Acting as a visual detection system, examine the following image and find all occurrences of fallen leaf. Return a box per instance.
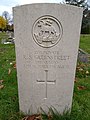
[8,68,11,75]
[22,114,42,120]
[35,115,42,120]
[77,86,86,90]
[0,80,4,84]
[0,85,4,89]
[22,116,29,120]
[22,115,36,120]
[86,71,89,74]
[10,62,13,65]
[13,63,16,68]
[76,67,80,70]
[78,68,83,71]
[74,78,78,83]
[48,113,53,120]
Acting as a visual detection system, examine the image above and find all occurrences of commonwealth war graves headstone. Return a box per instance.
[13,3,83,114]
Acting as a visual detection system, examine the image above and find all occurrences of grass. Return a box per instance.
[0,33,90,120]
[80,34,90,54]
[0,32,9,42]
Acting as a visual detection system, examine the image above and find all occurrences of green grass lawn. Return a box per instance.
[0,33,90,120]
[80,35,90,54]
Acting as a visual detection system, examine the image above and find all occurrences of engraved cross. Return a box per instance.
[37,70,56,99]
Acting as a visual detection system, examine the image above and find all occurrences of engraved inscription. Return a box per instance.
[37,70,56,98]
[23,50,70,69]
[32,15,63,48]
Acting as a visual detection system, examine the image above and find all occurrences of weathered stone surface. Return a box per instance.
[13,3,83,114]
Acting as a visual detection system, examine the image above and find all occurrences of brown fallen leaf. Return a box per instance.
[22,114,42,120]
[0,80,4,84]
[48,113,53,120]
[22,116,29,120]
[35,115,42,120]
[74,78,78,83]
[22,115,36,120]
[77,86,86,90]
[13,63,16,69]
[8,68,11,75]
[0,85,4,89]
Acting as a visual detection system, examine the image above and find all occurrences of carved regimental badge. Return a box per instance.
[32,15,63,48]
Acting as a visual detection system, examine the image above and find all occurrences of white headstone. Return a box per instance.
[13,3,83,114]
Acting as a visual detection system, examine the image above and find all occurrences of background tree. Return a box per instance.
[0,16,7,31]
[2,11,10,23]
[65,0,90,34]
[2,11,11,31]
